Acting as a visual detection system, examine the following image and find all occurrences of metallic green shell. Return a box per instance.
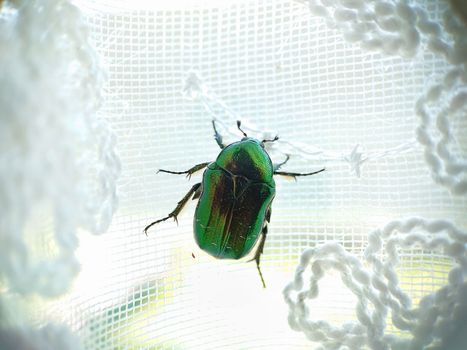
[215,138,274,184]
[194,140,276,259]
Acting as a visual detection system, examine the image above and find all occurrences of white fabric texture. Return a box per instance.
[0,0,466,349]
[0,0,119,348]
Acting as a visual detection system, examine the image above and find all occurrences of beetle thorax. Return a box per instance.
[214,138,274,183]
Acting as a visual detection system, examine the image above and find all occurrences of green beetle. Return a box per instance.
[144,120,324,287]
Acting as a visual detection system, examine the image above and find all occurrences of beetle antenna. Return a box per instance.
[237,120,248,138]
[261,135,279,146]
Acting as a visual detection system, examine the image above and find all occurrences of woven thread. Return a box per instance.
[183,70,418,177]
[284,218,467,349]
[0,0,119,347]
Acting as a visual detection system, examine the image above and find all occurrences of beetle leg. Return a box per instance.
[158,162,210,179]
[144,183,202,235]
[273,154,290,171]
[274,167,325,180]
[249,208,271,288]
[254,225,268,288]
[212,120,227,149]
[192,184,203,200]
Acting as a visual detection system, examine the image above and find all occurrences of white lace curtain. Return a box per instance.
[1,0,466,349]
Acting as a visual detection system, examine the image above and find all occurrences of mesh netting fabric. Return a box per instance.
[1,0,466,349]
